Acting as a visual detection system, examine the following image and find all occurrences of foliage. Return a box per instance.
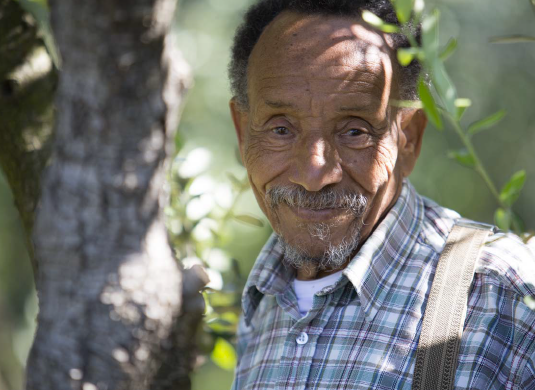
[365,0,533,238]
[167,142,266,371]
[16,0,60,68]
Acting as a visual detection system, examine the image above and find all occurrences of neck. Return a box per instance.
[295,260,349,281]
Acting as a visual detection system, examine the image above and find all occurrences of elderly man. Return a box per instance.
[227,0,535,389]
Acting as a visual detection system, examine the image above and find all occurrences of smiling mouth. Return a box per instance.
[285,204,348,222]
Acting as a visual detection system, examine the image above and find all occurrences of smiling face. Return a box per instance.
[230,11,426,278]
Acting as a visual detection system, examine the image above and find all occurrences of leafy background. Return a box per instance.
[1,0,534,389]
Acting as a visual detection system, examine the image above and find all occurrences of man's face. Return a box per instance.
[230,12,425,271]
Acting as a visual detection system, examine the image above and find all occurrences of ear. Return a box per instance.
[229,98,249,163]
[397,108,427,177]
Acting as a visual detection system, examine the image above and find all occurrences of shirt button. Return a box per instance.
[296,332,309,345]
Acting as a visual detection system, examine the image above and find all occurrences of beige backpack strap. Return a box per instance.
[412,220,494,390]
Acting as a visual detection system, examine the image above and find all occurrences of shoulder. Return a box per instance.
[471,232,535,385]
[416,193,535,382]
[476,231,535,299]
[418,193,535,299]
[417,194,459,252]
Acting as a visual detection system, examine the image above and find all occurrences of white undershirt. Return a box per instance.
[292,271,343,317]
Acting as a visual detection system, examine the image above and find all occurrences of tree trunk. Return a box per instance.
[22,0,205,389]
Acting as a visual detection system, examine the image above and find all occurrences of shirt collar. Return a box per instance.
[242,180,424,325]
[343,181,424,322]
[242,233,294,325]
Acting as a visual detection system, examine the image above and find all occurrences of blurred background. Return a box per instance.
[1,0,534,388]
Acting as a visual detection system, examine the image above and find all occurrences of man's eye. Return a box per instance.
[346,128,365,136]
[272,126,290,135]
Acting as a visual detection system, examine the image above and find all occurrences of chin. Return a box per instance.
[276,221,362,271]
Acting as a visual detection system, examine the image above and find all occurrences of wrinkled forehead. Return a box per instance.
[252,11,390,57]
[248,11,394,90]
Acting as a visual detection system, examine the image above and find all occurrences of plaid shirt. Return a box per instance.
[232,181,535,390]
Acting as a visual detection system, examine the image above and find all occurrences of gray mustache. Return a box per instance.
[266,186,367,214]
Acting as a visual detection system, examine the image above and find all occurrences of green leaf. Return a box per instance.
[422,10,440,58]
[454,98,472,108]
[19,0,61,69]
[221,311,239,325]
[430,59,457,116]
[467,110,506,136]
[421,11,458,116]
[211,337,237,371]
[494,208,511,231]
[524,296,535,310]
[397,48,419,66]
[511,211,525,234]
[454,98,471,120]
[439,38,458,61]
[447,149,476,168]
[206,318,234,333]
[490,35,535,44]
[205,316,237,335]
[362,11,400,33]
[499,170,526,207]
[418,79,443,130]
[456,107,468,121]
[233,214,264,227]
[392,0,414,24]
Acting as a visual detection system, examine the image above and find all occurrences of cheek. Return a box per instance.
[342,140,398,193]
[243,134,291,213]
[244,136,286,185]
[374,142,399,177]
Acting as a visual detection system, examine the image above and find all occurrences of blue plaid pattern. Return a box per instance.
[232,181,535,389]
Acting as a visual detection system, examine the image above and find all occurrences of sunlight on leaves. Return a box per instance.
[454,98,471,120]
[392,0,414,24]
[397,48,419,66]
[211,338,237,371]
[19,0,61,68]
[362,11,400,33]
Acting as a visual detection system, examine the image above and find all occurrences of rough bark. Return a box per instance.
[0,0,57,276]
[25,1,205,389]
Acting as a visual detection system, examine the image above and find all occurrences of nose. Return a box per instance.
[289,135,343,191]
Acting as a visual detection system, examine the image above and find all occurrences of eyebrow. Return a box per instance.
[263,100,380,116]
[337,104,377,115]
[264,100,298,110]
